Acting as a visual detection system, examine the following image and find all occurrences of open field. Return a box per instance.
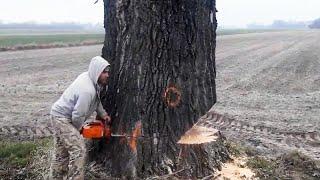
[0,29,278,51]
[0,30,319,162]
[0,30,104,51]
[0,45,101,127]
[0,29,104,35]
[212,30,320,159]
[0,34,104,47]
[217,29,284,36]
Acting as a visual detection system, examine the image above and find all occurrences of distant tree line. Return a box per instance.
[247,18,320,30]
[247,20,309,29]
[309,18,320,29]
[0,21,103,31]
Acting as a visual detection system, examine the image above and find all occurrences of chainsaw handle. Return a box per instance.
[105,121,112,126]
[87,120,104,126]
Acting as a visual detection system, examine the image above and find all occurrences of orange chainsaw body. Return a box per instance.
[81,121,111,139]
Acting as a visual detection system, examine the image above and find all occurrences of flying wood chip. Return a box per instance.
[177,125,219,145]
[177,111,226,145]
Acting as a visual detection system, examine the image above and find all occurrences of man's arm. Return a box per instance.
[96,102,111,123]
[96,102,107,118]
[72,92,92,130]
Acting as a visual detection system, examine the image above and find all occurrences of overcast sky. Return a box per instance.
[0,0,319,28]
[218,0,320,28]
[0,0,104,24]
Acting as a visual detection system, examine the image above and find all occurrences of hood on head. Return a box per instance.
[88,56,110,85]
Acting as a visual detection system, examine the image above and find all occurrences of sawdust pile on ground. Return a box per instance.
[214,157,256,180]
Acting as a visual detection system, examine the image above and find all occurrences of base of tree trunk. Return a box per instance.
[88,132,230,179]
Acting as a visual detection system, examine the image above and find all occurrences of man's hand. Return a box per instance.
[102,114,111,124]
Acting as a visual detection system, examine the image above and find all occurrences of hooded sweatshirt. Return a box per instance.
[50,56,110,130]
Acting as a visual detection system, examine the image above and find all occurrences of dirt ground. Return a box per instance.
[0,30,319,161]
[212,30,320,160]
[0,45,101,127]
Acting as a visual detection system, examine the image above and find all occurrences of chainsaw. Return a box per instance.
[81,120,112,139]
[81,118,142,152]
[81,117,141,141]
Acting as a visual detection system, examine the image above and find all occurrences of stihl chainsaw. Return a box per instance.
[81,120,112,139]
[81,117,141,141]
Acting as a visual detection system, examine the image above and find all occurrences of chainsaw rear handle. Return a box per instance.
[96,115,112,125]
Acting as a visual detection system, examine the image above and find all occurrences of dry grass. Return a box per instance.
[246,151,320,179]
[224,141,320,179]
[0,138,53,180]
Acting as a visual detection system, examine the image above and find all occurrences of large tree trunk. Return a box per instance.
[93,0,229,178]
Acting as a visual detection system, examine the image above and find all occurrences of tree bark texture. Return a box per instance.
[98,0,228,178]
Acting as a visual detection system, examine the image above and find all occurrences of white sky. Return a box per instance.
[0,0,104,24]
[217,0,320,28]
[0,0,319,28]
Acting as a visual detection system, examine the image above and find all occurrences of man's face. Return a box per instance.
[98,68,110,86]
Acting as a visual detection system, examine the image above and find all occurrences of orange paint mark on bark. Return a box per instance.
[163,83,181,108]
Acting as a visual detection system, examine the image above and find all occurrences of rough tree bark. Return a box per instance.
[92,0,229,178]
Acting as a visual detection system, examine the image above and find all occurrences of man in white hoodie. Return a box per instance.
[50,56,111,180]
